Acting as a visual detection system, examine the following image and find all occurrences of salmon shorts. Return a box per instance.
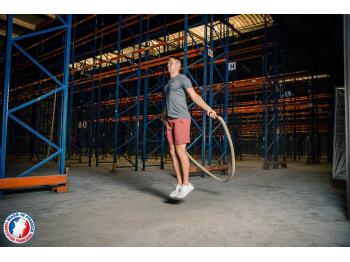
[165,118,191,145]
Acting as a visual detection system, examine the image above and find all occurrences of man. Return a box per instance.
[160,56,217,199]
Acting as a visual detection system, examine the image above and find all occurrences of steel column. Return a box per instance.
[273,33,279,167]
[112,15,122,172]
[262,15,270,169]
[59,15,73,173]
[142,17,150,171]
[343,14,350,218]
[88,17,97,167]
[134,16,143,171]
[0,15,13,177]
[68,16,77,166]
[201,15,208,168]
[208,15,214,165]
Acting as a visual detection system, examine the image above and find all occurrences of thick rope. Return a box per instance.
[160,115,235,183]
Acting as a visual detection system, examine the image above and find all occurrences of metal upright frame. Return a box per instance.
[180,15,233,176]
[307,74,318,165]
[0,15,72,194]
[207,15,232,166]
[134,16,143,171]
[343,14,350,218]
[88,17,98,167]
[67,16,77,167]
[183,14,208,168]
[262,17,287,169]
[68,18,97,165]
[141,16,168,171]
[111,15,144,171]
[95,15,105,167]
[141,17,150,171]
[272,34,279,167]
[182,14,211,172]
[111,15,123,172]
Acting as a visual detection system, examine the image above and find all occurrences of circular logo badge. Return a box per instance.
[3,212,35,244]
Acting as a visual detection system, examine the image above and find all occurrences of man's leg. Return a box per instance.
[175,144,190,185]
[169,145,183,185]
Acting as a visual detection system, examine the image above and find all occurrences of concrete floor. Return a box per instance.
[1,159,349,246]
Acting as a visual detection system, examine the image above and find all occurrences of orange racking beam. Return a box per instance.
[0,175,68,192]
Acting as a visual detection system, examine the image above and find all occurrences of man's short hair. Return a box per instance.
[169,56,181,64]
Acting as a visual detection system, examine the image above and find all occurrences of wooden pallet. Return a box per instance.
[189,165,228,175]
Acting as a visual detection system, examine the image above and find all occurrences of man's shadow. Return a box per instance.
[105,168,184,205]
[164,198,182,204]
[136,184,182,205]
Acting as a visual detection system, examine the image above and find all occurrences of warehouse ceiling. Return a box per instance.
[70,14,274,71]
[0,14,344,84]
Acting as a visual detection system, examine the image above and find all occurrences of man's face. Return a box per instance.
[167,58,180,74]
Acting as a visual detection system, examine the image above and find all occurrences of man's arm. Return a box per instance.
[159,105,167,122]
[185,87,217,118]
[161,106,166,117]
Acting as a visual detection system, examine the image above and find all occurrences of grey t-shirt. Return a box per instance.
[164,73,192,119]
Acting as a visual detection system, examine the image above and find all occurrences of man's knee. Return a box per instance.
[175,145,187,156]
[169,146,176,157]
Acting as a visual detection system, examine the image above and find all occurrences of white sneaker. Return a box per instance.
[169,184,182,198]
[177,183,194,199]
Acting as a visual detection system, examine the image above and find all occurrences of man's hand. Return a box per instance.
[158,113,166,123]
[159,107,167,124]
[207,108,218,119]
